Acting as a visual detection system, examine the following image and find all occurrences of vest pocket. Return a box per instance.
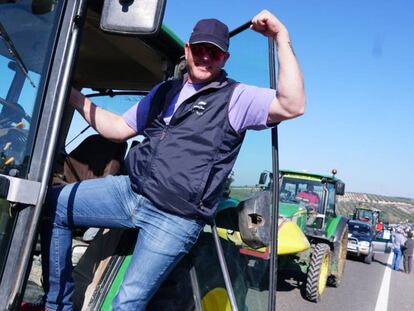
[194,161,216,208]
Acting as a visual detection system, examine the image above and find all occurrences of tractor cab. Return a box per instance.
[352,207,382,231]
[279,169,345,233]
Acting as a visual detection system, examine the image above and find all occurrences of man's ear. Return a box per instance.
[221,52,230,67]
[224,52,230,61]
[184,42,190,60]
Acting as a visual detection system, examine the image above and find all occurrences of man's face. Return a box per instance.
[185,43,229,83]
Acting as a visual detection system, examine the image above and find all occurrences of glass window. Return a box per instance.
[280,177,323,213]
[0,0,60,178]
[0,0,63,277]
[65,91,145,153]
[356,209,373,221]
[190,28,271,311]
[348,223,371,236]
[326,183,336,215]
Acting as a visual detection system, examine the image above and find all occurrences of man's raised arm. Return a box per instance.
[251,10,306,123]
[69,88,137,142]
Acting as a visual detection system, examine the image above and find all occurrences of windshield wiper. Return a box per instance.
[0,22,36,88]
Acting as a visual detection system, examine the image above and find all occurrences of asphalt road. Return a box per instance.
[275,252,414,311]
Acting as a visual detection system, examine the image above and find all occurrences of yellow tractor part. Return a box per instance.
[200,287,231,311]
[277,220,310,255]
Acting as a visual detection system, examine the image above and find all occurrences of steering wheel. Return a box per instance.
[0,96,31,126]
[0,126,29,173]
[0,96,31,172]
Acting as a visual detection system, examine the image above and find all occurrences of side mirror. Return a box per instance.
[100,0,166,35]
[335,182,345,195]
[258,172,268,185]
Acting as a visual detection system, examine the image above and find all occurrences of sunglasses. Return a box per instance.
[189,44,226,61]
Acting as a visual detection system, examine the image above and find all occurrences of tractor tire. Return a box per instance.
[305,243,331,302]
[329,227,348,287]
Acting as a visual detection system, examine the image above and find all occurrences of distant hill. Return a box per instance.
[337,192,414,223]
[229,187,414,224]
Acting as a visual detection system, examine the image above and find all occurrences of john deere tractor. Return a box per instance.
[351,206,383,232]
[277,169,348,301]
[211,169,348,304]
[247,169,348,302]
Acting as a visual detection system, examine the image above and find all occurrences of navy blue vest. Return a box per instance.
[126,72,246,222]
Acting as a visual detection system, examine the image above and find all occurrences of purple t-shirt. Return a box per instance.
[122,81,276,134]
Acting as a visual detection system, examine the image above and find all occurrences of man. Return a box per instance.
[35,10,305,310]
[392,227,407,271]
[297,184,320,206]
[403,231,414,274]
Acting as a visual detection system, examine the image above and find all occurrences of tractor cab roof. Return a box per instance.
[354,206,380,212]
[74,1,184,91]
[280,170,344,185]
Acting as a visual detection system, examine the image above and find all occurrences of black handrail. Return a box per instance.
[229,21,251,38]
[267,37,279,311]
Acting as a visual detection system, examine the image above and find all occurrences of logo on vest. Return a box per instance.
[192,101,208,115]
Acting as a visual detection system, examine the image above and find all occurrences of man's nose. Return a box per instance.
[201,52,211,61]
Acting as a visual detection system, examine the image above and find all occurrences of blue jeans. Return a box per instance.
[41,175,204,311]
[392,247,402,270]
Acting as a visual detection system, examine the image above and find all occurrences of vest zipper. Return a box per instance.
[160,127,167,140]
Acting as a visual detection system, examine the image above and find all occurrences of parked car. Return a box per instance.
[347,220,375,264]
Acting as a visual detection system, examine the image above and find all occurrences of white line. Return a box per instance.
[374,253,394,311]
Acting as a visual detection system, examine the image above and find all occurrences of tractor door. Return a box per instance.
[0,0,80,307]
[0,0,169,308]
[71,21,278,311]
[185,23,277,311]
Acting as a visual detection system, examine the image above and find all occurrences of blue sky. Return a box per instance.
[162,0,414,198]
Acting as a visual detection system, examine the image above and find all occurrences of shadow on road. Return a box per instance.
[346,253,363,263]
[277,270,305,291]
[373,257,390,268]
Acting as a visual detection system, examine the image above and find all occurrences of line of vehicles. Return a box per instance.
[347,207,392,264]
[0,0,393,310]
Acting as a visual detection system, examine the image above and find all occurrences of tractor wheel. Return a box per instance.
[305,243,331,302]
[329,228,348,287]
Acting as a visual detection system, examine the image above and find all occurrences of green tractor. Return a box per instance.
[258,169,349,302]
[351,206,383,232]
[207,169,348,304]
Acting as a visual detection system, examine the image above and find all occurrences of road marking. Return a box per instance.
[374,253,393,311]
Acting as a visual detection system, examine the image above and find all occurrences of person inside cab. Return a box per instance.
[296,184,320,209]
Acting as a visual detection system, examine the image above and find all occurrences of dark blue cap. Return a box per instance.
[189,19,229,52]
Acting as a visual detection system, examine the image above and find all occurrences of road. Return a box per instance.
[275,252,414,311]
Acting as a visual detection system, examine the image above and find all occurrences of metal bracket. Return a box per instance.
[0,174,41,205]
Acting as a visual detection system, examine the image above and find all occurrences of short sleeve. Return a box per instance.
[122,83,162,135]
[228,84,276,132]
